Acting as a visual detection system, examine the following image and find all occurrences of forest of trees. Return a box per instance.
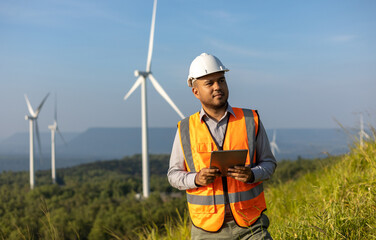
[0,154,340,239]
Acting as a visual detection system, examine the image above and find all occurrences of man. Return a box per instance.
[167,53,277,240]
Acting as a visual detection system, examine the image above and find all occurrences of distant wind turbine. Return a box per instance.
[123,0,185,198]
[359,113,370,148]
[270,130,280,157]
[24,93,49,189]
[48,94,66,184]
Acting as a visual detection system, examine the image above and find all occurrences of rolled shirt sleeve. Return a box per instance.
[167,130,198,190]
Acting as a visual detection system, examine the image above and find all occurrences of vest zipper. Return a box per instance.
[222,177,229,205]
[222,176,237,223]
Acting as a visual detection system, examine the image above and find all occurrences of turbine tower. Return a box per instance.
[24,93,49,189]
[48,94,66,184]
[359,113,369,148]
[123,0,185,198]
[270,130,279,157]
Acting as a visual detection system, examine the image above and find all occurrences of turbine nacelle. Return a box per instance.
[134,70,150,77]
[25,115,35,120]
[48,121,57,130]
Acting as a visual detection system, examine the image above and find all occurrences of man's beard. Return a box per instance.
[211,100,228,110]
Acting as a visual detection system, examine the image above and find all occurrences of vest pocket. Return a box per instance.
[189,203,217,214]
[187,187,217,214]
[196,143,213,169]
[197,143,213,152]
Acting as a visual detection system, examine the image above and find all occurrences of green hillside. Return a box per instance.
[267,138,376,239]
[0,155,186,239]
[0,137,374,239]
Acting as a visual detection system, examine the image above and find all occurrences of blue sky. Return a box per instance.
[1,0,375,140]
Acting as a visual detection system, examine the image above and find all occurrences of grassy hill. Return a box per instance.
[267,138,376,239]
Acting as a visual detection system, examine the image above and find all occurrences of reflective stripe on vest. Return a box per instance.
[242,109,257,167]
[179,117,196,172]
[187,183,263,205]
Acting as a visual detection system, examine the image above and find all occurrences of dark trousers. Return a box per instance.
[191,213,272,240]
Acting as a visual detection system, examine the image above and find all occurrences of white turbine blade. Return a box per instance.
[124,77,143,101]
[272,130,276,142]
[35,93,50,116]
[274,144,280,153]
[56,126,67,145]
[24,94,36,117]
[270,142,279,154]
[360,114,370,139]
[365,132,370,139]
[270,143,275,156]
[146,0,157,72]
[149,74,185,119]
[362,130,370,139]
[35,120,43,163]
[54,93,57,121]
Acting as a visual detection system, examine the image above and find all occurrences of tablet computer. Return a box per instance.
[209,149,248,176]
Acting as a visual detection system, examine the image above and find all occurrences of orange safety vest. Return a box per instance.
[178,107,266,232]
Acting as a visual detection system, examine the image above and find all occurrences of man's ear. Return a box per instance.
[192,86,200,100]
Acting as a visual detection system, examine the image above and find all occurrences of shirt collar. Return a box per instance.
[199,103,236,122]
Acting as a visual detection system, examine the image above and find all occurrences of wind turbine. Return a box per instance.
[123,0,185,198]
[24,93,49,189]
[48,94,66,184]
[270,130,280,157]
[359,113,370,148]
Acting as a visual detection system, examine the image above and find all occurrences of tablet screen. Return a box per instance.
[209,149,248,176]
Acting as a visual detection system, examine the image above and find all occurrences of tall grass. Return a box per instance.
[133,210,190,240]
[267,138,376,239]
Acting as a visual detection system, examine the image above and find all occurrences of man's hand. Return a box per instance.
[195,167,221,186]
[227,166,254,183]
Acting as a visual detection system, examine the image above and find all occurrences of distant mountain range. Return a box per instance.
[0,127,357,172]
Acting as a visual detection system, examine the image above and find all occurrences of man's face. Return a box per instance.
[192,71,229,110]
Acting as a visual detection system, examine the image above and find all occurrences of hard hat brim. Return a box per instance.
[187,69,229,87]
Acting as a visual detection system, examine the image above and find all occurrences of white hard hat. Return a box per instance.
[187,53,229,87]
